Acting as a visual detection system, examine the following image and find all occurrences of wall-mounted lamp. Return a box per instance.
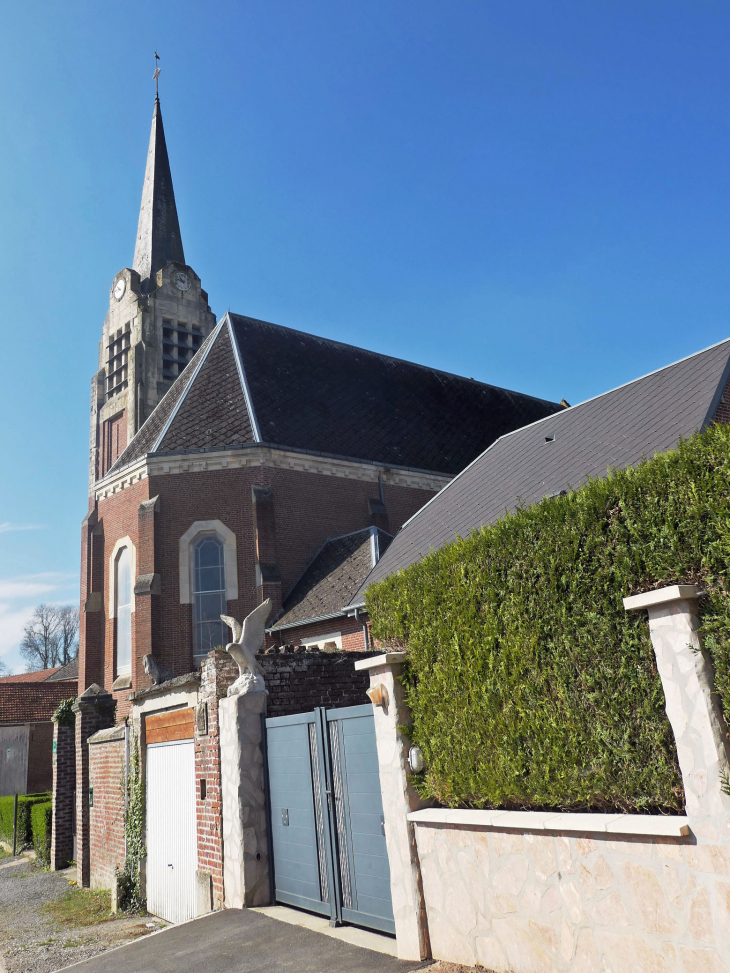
[408,746,425,773]
[366,684,389,708]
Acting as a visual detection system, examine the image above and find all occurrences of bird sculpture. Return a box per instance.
[220,598,272,696]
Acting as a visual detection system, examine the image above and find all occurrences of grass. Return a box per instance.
[43,888,115,928]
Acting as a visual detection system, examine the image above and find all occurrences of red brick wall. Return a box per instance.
[272,614,369,651]
[88,734,126,891]
[27,722,54,793]
[195,652,238,909]
[714,375,730,425]
[84,463,433,704]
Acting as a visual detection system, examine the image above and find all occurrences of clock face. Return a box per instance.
[113,278,126,301]
[174,272,191,292]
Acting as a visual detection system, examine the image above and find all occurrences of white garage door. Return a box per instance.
[146,740,196,924]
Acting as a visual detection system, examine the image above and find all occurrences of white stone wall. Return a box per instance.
[361,586,730,970]
[414,823,730,972]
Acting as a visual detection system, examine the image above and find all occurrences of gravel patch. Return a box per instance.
[0,856,164,973]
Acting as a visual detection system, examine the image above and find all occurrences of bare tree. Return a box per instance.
[0,658,7,676]
[55,606,79,666]
[20,604,79,671]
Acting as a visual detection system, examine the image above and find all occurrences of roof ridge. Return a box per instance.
[225,312,261,441]
[228,312,562,408]
[387,335,730,540]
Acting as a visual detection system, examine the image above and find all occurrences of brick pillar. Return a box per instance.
[51,723,76,870]
[252,486,282,613]
[355,652,431,961]
[74,685,115,887]
[624,584,730,830]
[79,510,105,691]
[133,495,159,690]
[195,650,238,914]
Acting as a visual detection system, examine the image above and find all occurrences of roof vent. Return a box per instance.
[545,434,555,443]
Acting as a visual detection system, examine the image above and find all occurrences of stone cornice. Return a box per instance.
[93,444,452,501]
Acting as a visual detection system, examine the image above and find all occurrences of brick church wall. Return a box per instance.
[85,463,433,700]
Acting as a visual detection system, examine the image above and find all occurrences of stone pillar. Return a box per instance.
[51,723,76,870]
[354,652,431,961]
[73,685,116,887]
[219,691,270,908]
[624,584,730,833]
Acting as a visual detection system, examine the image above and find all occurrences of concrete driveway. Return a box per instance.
[59,909,427,973]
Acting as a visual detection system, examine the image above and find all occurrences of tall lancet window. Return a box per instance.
[115,546,133,676]
[193,536,227,662]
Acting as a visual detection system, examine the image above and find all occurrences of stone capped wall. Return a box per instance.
[259,648,372,718]
[414,822,730,973]
[88,728,126,892]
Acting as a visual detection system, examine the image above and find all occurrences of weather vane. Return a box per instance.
[153,51,161,96]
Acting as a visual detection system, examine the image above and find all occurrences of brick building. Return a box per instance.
[0,660,77,796]
[67,93,564,902]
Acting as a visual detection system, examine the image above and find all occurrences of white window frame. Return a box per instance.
[109,536,136,677]
[109,536,136,619]
[300,632,343,651]
[178,520,238,605]
[190,534,228,663]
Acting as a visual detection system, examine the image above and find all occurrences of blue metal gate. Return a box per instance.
[264,704,394,934]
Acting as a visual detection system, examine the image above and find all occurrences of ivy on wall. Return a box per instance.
[367,423,730,814]
[117,730,146,912]
[52,698,76,728]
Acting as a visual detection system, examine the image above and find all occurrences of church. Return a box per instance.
[79,92,565,711]
[59,91,567,908]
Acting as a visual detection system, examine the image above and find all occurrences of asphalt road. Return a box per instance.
[58,909,425,973]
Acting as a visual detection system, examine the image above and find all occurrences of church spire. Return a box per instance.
[132,94,185,286]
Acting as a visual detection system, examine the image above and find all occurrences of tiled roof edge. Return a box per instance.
[347,336,730,606]
[225,312,261,442]
[151,319,226,451]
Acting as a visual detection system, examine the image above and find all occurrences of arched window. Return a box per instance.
[115,546,132,675]
[192,535,227,661]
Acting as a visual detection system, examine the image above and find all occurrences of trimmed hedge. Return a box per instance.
[31,801,52,865]
[367,423,730,814]
[0,793,52,848]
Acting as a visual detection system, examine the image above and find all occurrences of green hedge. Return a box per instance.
[0,793,52,848]
[367,423,730,814]
[31,801,52,865]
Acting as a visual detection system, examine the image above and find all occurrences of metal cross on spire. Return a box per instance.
[153,51,161,96]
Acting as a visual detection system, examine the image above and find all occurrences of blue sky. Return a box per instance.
[1,1,728,671]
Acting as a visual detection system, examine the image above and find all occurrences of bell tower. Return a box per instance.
[89,94,216,488]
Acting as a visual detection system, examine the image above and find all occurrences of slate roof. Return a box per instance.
[108,314,564,478]
[46,658,78,682]
[353,338,730,601]
[271,528,392,630]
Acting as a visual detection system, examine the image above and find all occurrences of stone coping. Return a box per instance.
[407,807,690,838]
[128,671,201,701]
[88,725,126,745]
[623,584,703,610]
[354,652,407,670]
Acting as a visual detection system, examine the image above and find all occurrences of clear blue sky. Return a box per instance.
[1,1,728,671]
